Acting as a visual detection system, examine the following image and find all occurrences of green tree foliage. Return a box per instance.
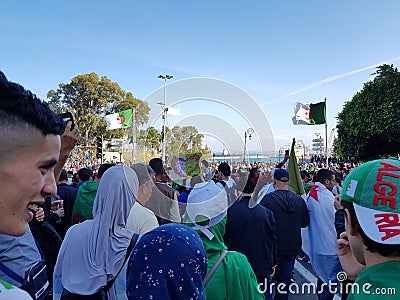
[47,72,150,145]
[138,126,161,150]
[167,126,204,155]
[336,64,400,161]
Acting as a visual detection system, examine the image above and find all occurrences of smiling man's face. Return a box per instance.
[0,133,60,236]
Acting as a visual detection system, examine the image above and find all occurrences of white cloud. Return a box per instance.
[167,106,181,116]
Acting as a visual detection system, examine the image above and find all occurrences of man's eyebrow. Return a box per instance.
[40,159,58,169]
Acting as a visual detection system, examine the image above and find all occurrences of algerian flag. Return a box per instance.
[104,109,133,130]
[292,101,326,125]
[288,138,306,200]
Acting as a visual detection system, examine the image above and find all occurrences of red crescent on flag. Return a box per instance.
[119,115,126,124]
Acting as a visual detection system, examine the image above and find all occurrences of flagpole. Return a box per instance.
[132,107,136,164]
[324,98,328,164]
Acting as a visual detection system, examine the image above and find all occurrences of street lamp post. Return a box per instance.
[158,74,173,163]
[243,128,254,163]
[278,147,284,162]
[222,149,229,162]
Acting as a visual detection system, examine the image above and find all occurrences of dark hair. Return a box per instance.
[78,167,93,182]
[238,177,255,194]
[218,162,231,177]
[149,158,164,175]
[72,173,79,184]
[300,170,310,180]
[0,71,65,136]
[342,200,400,257]
[97,163,116,179]
[315,169,334,184]
[249,167,258,178]
[59,169,68,182]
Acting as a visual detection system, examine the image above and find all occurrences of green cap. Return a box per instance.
[341,159,400,244]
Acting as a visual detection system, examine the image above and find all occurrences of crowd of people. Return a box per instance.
[1,70,399,300]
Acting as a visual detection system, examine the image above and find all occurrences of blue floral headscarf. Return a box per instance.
[126,224,207,300]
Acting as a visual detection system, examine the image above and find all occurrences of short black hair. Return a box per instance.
[0,71,65,136]
[59,169,68,181]
[342,200,400,257]
[300,170,309,180]
[315,169,334,184]
[72,173,79,184]
[218,162,231,177]
[97,163,116,179]
[149,158,164,175]
[78,167,93,182]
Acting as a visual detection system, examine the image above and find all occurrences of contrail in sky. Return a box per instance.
[279,56,400,99]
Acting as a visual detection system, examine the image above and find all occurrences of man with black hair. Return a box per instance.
[216,162,238,206]
[224,177,277,299]
[76,167,92,189]
[145,158,181,225]
[0,71,66,237]
[337,159,400,299]
[301,170,313,194]
[0,71,78,298]
[305,168,342,300]
[72,163,115,224]
[55,170,78,237]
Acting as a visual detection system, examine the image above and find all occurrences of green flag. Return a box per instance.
[309,101,326,125]
[288,138,306,198]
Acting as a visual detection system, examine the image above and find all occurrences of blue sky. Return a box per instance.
[2,1,400,154]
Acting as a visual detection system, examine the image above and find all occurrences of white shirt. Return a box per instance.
[126,202,159,235]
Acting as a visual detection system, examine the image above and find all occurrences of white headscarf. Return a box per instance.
[53,165,139,297]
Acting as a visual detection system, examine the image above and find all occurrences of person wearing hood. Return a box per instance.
[53,165,139,299]
[185,180,264,300]
[260,169,309,300]
[71,163,115,224]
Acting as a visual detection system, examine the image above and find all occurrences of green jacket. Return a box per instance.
[72,182,99,224]
[196,216,264,300]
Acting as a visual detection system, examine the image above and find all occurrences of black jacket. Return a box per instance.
[55,183,78,238]
[260,190,309,257]
[224,196,277,278]
[335,209,346,239]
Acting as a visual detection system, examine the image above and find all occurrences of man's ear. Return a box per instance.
[344,208,359,237]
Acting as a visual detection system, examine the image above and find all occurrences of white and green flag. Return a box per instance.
[292,101,326,125]
[104,109,133,130]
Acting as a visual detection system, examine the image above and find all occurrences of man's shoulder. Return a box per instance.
[57,184,78,195]
[155,182,175,198]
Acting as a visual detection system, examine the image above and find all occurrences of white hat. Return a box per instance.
[185,181,228,240]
